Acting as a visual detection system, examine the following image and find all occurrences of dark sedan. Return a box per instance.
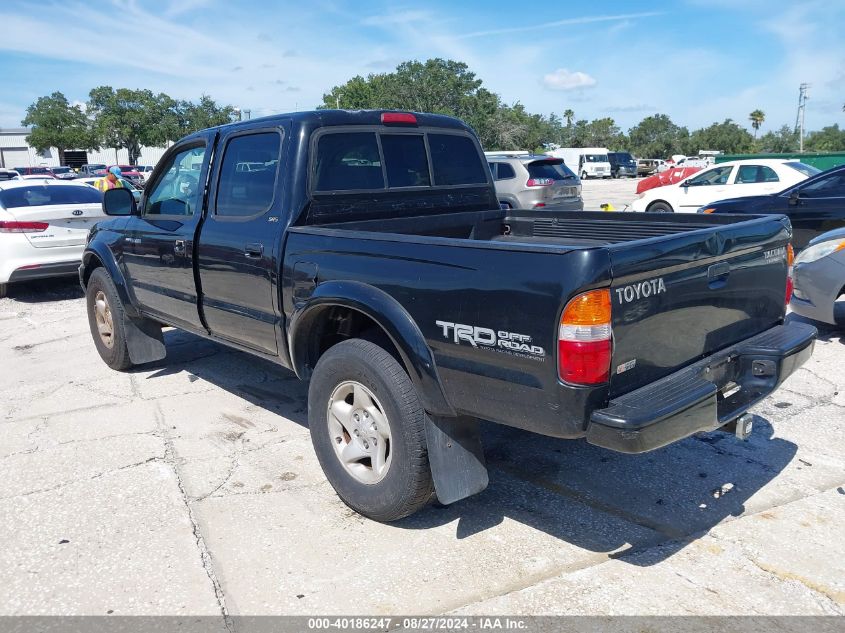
[698,164,845,249]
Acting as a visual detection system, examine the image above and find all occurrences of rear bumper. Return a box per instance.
[586,322,817,453]
[9,261,81,283]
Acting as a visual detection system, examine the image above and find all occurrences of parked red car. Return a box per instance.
[116,165,144,188]
[635,166,702,195]
[12,166,56,178]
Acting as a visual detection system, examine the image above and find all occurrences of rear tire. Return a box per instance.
[0,283,7,299]
[86,268,133,370]
[647,201,674,213]
[581,171,588,180]
[308,339,433,522]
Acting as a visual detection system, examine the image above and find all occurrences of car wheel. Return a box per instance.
[647,201,674,213]
[308,338,434,522]
[0,283,7,299]
[581,171,588,180]
[86,268,133,370]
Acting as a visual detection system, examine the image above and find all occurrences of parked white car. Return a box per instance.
[0,179,104,297]
[629,159,818,213]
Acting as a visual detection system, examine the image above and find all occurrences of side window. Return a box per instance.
[488,163,497,179]
[686,165,732,186]
[428,134,488,186]
[497,163,516,180]
[799,172,845,198]
[314,132,384,191]
[736,165,780,184]
[381,134,430,188]
[144,145,206,216]
[216,132,281,217]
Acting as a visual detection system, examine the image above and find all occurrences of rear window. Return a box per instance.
[0,172,19,181]
[0,185,101,209]
[526,161,575,180]
[313,130,486,192]
[785,162,821,177]
[428,134,487,186]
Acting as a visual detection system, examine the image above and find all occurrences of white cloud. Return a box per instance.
[459,12,662,39]
[542,68,596,91]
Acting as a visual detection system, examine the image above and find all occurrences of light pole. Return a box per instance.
[336,93,342,109]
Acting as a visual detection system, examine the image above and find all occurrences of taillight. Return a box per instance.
[0,221,49,233]
[558,289,612,385]
[526,178,554,187]
[785,243,794,305]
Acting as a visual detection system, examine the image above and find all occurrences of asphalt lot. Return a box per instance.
[1,186,844,618]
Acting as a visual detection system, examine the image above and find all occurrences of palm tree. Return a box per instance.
[749,109,765,139]
[563,109,574,127]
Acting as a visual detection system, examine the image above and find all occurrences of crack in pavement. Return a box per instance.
[154,402,234,632]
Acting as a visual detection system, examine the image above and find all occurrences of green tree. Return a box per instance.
[175,95,236,136]
[749,109,765,139]
[804,124,845,152]
[563,109,574,127]
[627,114,689,159]
[87,87,180,164]
[21,91,94,164]
[757,124,798,153]
[584,117,624,148]
[687,119,754,154]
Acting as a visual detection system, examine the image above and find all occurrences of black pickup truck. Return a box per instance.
[81,110,816,521]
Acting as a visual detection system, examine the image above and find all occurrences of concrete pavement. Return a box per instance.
[1,278,843,618]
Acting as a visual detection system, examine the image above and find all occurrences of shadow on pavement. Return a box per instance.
[137,329,797,567]
[2,277,83,303]
[786,311,843,344]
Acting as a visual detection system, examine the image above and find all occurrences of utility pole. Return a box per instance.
[336,93,343,109]
[795,83,810,153]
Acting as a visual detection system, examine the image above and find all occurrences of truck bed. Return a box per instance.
[308,209,777,250]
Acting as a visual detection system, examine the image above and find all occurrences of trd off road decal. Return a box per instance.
[435,321,546,361]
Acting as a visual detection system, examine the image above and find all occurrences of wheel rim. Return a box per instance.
[327,381,392,485]
[94,290,115,349]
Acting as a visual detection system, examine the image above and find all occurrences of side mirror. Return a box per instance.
[103,187,138,216]
[681,179,693,187]
[788,190,801,206]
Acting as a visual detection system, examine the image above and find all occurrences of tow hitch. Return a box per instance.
[721,413,754,441]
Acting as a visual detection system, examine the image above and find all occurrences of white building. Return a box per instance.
[0,127,168,169]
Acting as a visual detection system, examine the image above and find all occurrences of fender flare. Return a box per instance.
[80,245,140,319]
[288,280,455,417]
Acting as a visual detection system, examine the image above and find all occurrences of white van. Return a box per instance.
[548,147,611,179]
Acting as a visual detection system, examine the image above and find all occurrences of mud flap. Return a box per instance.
[124,316,166,365]
[424,415,488,505]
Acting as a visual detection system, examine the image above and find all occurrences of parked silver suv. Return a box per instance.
[485,152,583,210]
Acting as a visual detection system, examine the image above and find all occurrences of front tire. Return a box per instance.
[0,283,7,299]
[581,171,588,180]
[86,268,133,370]
[308,339,433,522]
[647,201,674,213]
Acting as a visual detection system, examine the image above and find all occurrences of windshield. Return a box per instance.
[51,167,72,174]
[784,162,821,177]
[584,154,608,163]
[527,161,573,180]
[0,185,102,209]
[615,153,633,162]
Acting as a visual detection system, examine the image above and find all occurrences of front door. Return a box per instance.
[787,170,845,249]
[121,139,211,330]
[196,126,286,355]
[677,165,734,210]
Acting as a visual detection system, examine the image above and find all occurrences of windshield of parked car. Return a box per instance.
[615,153,634,162]
[50,167,72,174]
[584,154,608,163]
[784,162,821,177]
[0,185,102,209]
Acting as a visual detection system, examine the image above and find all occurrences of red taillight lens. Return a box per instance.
[526,178,554,187]
[381,112,417,125]
[786,243,794,305]
[558,289,612,385]
[0,221,49,233]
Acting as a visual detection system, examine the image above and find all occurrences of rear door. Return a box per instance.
[196,124,287,355]
[733,164,782,196]
[607,217,790,397]
[0,184,103,248]
[121,137,211,330]
[526,159,579,205]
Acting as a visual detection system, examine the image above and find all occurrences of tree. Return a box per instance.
[804,124,845,152]
[757,125,798,153]
[687,119,754,154]
[87,87,180,164]
[563,109,574,127]
[21,92,94,164]
[749,109,765,139]
[627,114,689,159]
[175,95,236,136]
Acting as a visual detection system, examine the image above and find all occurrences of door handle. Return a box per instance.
[174,239,186,254]
[244,243,264,258]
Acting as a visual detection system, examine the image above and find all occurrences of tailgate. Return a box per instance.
[607,215,792,397]
[8,202,103,248]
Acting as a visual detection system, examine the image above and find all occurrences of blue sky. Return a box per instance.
[1,0,843,135]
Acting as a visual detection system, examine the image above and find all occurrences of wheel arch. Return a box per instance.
[80,246,139,318]
[289,280,455,417]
